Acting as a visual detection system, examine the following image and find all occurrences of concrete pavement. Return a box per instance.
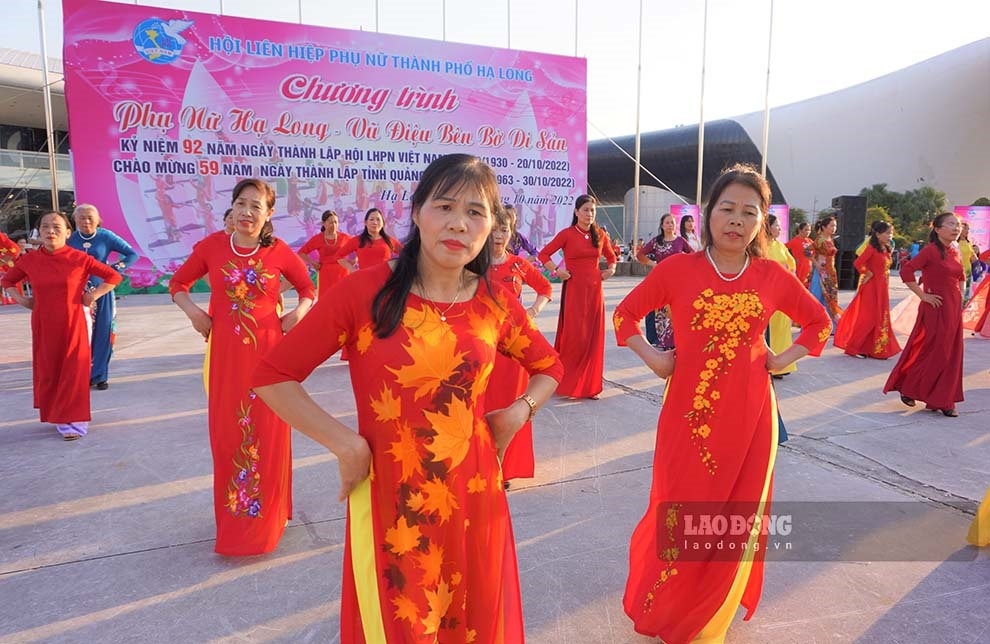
[1,277,988,643]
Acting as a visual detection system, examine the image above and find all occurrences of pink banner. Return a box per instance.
[955,205,989,250]
[670,203,699,232]
[768,204,790,243]
[62,0,587,287]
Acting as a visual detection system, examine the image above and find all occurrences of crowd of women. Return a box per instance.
[3,154,988,643]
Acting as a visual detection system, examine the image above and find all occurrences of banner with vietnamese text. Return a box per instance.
[63,0,587,288]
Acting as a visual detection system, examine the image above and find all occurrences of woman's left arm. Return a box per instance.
[107,231,140,270]
[766,265,831,371]
[600,233,617,280]
[82,257,124,306]
[279,244,317,333]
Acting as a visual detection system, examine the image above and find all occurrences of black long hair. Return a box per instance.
[813,215,836,239]
[928,212,957,259]
[231,179,276,247]
[868,220,892,253]
[359,208,395,250]
[571,194,601,248]
[371,154,500,338]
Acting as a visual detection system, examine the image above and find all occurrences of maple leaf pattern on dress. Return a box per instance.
[421,579,455,635]
[371,384,402,422]
[391,593,419,625]
[388,334,468,400]
[385,516,423,556]
[420,477,460,524]
[423,396,474,469]
[415,541,445,587]
[387,421,423,483]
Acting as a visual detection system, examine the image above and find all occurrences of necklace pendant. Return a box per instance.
[82,242,92,250]
[440,314,446,322]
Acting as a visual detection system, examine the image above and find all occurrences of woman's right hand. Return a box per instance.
[645,348,676,379]
[336,434,372,501]
[556,268,572,281]
[920,292,943,308]
[187,308,213,340]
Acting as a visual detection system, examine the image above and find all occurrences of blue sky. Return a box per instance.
[6,0,988,138]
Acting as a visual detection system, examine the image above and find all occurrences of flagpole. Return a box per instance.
[760,0,775,178]
[632,0,643,248]
[574,0,579,56]
[695,0,708,207]
[37,0,59,210]
[442,0,446,41]
[507,0,511,49]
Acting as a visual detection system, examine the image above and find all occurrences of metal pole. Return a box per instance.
[574,0,579,56]
[632,0,643,248]
[760,0,775,178]
[219,0,223,14]
[507,0,511,49]
[37,0,59,211]
[375,0,379,32]
[695,0,708,207]
[299,0,303,24]
[443,0,446,41]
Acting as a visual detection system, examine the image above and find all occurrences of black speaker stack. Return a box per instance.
[831,195,867,290]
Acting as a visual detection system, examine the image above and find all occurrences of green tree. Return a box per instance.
[789,207,808,232]
[858,183,947,243]
[972,197,990,207]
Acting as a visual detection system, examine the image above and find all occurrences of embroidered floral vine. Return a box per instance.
[222,258,275,348]
[226,400,262,518]
[687,288,765,475]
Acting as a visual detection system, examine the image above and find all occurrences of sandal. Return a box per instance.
[62,433,82,441]
[941,408,959,417]
[899,395,916,408]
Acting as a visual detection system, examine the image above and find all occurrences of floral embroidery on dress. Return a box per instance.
[643,504,682,612]
[222,258,276,348]
[687,288,765,474]
[226,400,262,518]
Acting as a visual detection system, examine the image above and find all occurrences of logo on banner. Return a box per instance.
[132,18,192,64]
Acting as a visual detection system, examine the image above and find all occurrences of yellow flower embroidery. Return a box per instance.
[686,288,765,475]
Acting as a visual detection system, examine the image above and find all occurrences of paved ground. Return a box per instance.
[1,277,988,643]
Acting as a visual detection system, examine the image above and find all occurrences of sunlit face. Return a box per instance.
[40,214,70,252]
[960,222,969,239]
[683,217,695,233]
[660,216,676,236]
[413,184,493,271]
[491,221,511,257]
[365,211,384,236]
[936,216,961,245]
[798,225,810,238]
[324,214,339,236]
[707,183,763,255]
[824,219,837,235]
[575,201,596,229]
[232,185,273,239]
[769,219,781,239]
[73,208,99,235]
[879,227,894,245]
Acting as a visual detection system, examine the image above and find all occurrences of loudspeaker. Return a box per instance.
[831,195,866,290]
[831,195,867,251]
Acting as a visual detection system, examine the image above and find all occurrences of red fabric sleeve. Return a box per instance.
[86,255,124,285]
[612,260,670,346]
[537,229,567,265]
[0,260,26,287]
[298,233,321,255]
[518,259,552,299]
[277,241,316,300]
[333,235,360,261]
[496,291,564,381]
[636,237,658,263]
[899,244,933,283]
[601,232,617,264]
[853,245,875,273]
[980,248,990,262]
[168,240,210,297]
[770,263,832,356]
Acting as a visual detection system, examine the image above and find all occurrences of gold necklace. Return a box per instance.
[420,276,463,322]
